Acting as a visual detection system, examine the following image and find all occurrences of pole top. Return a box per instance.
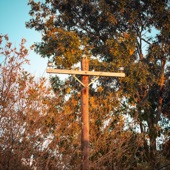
[82,54,88,59]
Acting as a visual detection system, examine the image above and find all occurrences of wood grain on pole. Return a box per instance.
[81,58,89,170]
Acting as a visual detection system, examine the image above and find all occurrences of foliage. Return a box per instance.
[3,0,170,169]
[0,35,63,169]
[27,0,170,169]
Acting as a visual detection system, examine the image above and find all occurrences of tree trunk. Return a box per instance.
[149,124,157,168]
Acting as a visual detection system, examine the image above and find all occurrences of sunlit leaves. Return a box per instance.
[0,36,61,169]
[26,0,170,168]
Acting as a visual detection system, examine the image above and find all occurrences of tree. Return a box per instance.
[0,35,32,170]
[0,35,86,169]
[26,0,170,169]
[0,35,65,169]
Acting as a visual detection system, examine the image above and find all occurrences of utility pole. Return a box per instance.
[81,58,89,170]
[46,58,125,170]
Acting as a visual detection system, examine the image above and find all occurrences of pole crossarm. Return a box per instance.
[46,68,125,77]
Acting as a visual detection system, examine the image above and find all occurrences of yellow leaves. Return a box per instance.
[66,87,71,94]
[45,16,54,27]
[72,98,78,106]
[129,48,135,55]
[53,28,83,68]
[119,115,125,123]
[71,49,75,55]
[123,32,130,39]
[90,97,97,109]
[90,96,95,104]
[97,86,103,93]
[46,28,57,38]
[117,37,124,43]
[42,98,49,105]
[27,87,38,99]
[107,15,117,25]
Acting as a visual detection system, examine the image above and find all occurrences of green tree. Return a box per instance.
[26,0,170,169]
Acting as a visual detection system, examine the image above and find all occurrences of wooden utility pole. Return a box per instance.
[81,58,89,170]
[46,58,125,170]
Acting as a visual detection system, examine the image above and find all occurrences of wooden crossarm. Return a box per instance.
[46,68,125,77]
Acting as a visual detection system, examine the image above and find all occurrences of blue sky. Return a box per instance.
[0,0,160,78]
[0,0,48,77]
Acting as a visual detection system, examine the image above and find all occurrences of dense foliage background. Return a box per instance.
[0,0,170,169]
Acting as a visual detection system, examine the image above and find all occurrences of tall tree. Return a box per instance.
[26,0,170,169]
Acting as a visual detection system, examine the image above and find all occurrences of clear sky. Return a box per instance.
[0,0,48,77]
[0,0,159,79]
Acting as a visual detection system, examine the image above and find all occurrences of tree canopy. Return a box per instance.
[26,0,170,169]
[1,0,170,169]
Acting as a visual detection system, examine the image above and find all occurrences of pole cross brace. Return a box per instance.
[73,75,99,87]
